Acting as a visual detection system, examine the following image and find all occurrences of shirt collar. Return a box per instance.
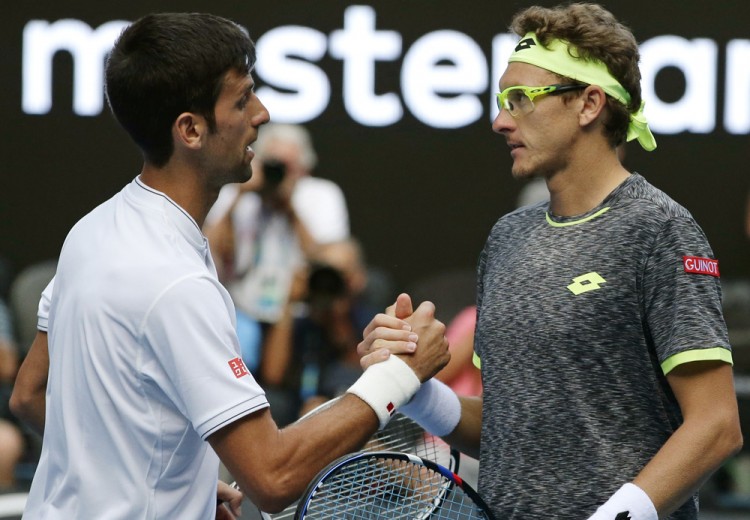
[129,176,207,254]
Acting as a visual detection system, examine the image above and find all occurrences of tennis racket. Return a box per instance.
[294,450,495,520]
[243,396,460,519]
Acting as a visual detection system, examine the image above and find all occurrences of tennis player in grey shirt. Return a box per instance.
[358,3,743,519]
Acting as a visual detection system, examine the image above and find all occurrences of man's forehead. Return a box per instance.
[498,62,557,89]
[222,69,254,91]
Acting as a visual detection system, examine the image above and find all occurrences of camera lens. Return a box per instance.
[307,264,347,310]
[262,159,286,187]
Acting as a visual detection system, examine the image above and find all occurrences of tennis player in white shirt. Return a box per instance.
[10,12,449,519]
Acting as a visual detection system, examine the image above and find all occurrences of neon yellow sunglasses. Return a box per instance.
[496,84,586,117]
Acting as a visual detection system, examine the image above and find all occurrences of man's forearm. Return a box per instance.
[633,413,742,516]
[10,387,46,435]
[632,362,742,516]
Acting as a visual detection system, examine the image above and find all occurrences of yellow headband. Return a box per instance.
[509,32,656,151]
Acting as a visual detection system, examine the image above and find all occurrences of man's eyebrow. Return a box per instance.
[235,83,255,103]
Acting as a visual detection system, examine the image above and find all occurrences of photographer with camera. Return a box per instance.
[259,238,378,424]
[203,124,350,377]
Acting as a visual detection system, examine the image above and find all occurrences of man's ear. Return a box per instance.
[578,85,607,127]
[173,112,206,150]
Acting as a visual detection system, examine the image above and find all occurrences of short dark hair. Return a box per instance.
[105,13,256,167]
[511,3,641,148]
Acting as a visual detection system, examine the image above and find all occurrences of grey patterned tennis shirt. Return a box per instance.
[474,173,731,519]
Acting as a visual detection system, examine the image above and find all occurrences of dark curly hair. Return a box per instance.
[510,3,641,147]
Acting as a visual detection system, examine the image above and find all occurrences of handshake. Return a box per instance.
[358,292,450,383]
[346,293,459,433]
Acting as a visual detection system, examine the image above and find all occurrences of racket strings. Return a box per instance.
[267,413,457,519]
[370,415,455,469]
[306,458,441,518]
[303,457,487,519]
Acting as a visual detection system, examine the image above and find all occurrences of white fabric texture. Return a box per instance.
[26,178,269,520]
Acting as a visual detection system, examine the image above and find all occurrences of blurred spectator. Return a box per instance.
[329,237,396,313]
[8,260,57,353]
[0,299,19,393]
[0,296,24,491]
[3,260,55,491]
[204,123,349,369]
[309,238,370,306]
[435,305,482,397]
[260,238,377,425]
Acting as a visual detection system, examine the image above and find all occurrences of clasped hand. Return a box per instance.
[357,293,450,382]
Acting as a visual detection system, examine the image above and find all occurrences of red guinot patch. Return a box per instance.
[228,357,250,379]
[683,256,719,277]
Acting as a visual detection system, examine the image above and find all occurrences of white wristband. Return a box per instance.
[587,483,657,520]
[398,378,461,436]
[347,355,421,430]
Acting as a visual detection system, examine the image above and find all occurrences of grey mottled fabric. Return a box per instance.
[475,173,730,519]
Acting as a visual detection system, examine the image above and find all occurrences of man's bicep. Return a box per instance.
[667,360,738,419]
[208,407,278,483]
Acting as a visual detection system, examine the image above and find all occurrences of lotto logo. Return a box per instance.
[567,272,606,295]
[228,357,249,379]
[514,37,536,52]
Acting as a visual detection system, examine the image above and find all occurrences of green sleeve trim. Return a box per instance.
[473,352,481,369]
[660,347,733,375]
[545,207,610,227]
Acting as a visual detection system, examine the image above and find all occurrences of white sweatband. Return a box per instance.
[347,355,421,430]
[587,483,657,520]
[398,378,461,437]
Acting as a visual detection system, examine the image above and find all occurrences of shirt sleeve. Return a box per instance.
[37,277,55,332]
[641,216,731,373]
[142,274,269,439]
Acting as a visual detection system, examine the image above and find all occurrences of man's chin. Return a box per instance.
[235,166,253,184]
[511,167,534,180]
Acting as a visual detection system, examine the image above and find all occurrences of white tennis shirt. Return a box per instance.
[25,177,269,519]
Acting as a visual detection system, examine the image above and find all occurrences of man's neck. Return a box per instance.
[138,163,216,228]
[546,147,629,217]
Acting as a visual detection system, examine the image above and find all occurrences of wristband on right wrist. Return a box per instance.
[347,355,421,430]
[587,483,657,520]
